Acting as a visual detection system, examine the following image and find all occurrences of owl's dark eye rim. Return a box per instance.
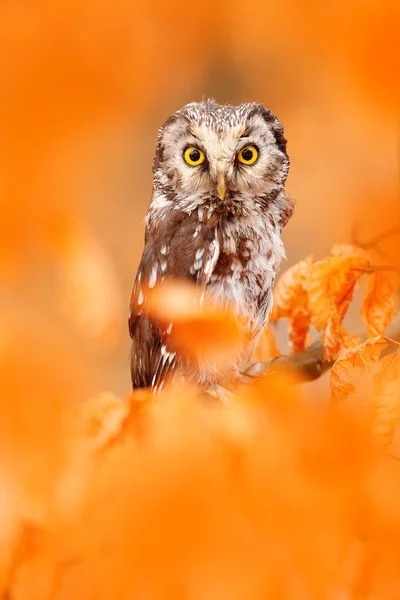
[237,144,259,166]
[183,145,207,167]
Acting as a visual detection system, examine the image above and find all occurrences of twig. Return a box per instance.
[352,265,400,274]
[354,225,400,250]
[244,318,400,383]
[352,224,400,262]
[383,336,400,347]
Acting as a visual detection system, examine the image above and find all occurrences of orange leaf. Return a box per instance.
[289,308,311,354]
[307,255,368,332]
[271,255,313,354]
[271,255,314,320]
[330,336,388,403]
[140,279,245,369]
[361,270,395,338]
[330,244,370,260]
[371,351,400,448]
[253,326,281,362]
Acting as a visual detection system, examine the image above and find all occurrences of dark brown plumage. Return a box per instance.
[129,100,294,393]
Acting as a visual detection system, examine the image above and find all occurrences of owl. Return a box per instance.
[129,100,294,393]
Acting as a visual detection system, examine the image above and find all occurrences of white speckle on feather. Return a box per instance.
[204,235,219,276]
[161,260,167,273]
[194,259,202,270]
[149,265,157,288]
[137,289,144,305]
[160,244,168,255]
[198,206,203,221]
[166,322,173,334]
[193,225,201,238]
[196,247,205,259]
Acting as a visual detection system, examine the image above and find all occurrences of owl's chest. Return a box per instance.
[205,218,282,323]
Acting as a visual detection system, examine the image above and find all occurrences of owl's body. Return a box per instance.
[129,100,294,392]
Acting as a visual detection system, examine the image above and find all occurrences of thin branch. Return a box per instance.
[352,224,400,262]
[355,225,400,250]
[383,336,400,347]
[243,318,400,383]
[352,265,400,274]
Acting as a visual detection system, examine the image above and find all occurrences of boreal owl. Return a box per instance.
[129,100,294,393]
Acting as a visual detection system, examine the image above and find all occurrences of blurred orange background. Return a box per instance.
[0,2,400,597]
[1,0,399,398]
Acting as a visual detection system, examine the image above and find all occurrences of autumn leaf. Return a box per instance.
[289,309,311,354]
[253,326,281,362]
[361,270,395,337]
[271,255,314,353]
[140,278,245,369]
[271,255,314,320]
[307,255,367,331]
[82,392,130,450]
[371,351,400,448]
[306,254,370,360]
[330,244,371,260]
[330,336,388,403]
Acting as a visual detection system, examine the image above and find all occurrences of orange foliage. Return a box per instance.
[271,255,314,353]
[361,271,396,338]
[372,351,400,448]
[330,337,388,403]
[1,0,399,597]
[271,245,398,361]
[138,279,245,369]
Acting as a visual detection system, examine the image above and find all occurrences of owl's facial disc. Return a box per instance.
[155,101,289,208]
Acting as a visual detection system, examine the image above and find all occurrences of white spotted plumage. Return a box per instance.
[129,99,294,393]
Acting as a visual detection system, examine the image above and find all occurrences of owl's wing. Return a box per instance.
[129,209,220,390]
[129,239,176,390]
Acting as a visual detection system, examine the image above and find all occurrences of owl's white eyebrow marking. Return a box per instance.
[148,265,157,288]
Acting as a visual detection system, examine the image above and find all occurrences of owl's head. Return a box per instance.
[152,100,291,223]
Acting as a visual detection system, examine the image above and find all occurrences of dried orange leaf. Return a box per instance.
[324,321,362,362]
[330,336,388,403]
[289,308,311,354]
[271,255,313,354]
[253,326,281,361]
[82,392,129,450]
[361,270,395,337]
[141,279,244,369]
[323,311,343,361]
[271,255,314,320]
[307,255,368,332]
[371,351,400,448]
[331,244,371,260]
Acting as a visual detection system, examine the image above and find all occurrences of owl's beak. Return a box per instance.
[217,172,226,200]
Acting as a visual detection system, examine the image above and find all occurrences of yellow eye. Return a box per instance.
[238,145,258,165]
[184,146,205,166]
